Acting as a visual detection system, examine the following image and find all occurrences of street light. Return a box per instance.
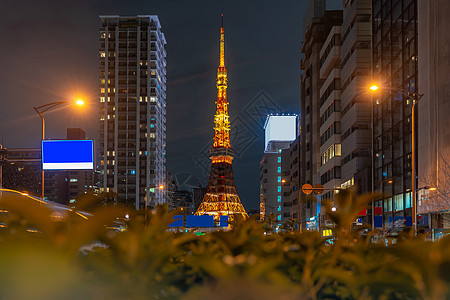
[144,184,165,210]
[33,99,84,201]
[370,84,424,234]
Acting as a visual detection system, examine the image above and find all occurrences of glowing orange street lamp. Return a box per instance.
[369,84,424,234]
[34,99,85,201]
[428,186,437,191]
[159,184,165,190]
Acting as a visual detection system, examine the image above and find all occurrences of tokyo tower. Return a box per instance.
[195,15,248,222]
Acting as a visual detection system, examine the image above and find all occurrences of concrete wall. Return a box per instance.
[418,1,450,213]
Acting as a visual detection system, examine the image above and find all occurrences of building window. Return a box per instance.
[384,198,392,212]
[277,167,281,173]
[321,144,342,165]
[278,186,281,193]
[278,176,281,183]
[277,157,281,163]
[394,194,403,211]
[277,196,281,202]
[405,192,412,208]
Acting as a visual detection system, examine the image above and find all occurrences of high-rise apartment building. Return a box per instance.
[260,115,297,228]
[372,0,417,228]
[98,15,167,209]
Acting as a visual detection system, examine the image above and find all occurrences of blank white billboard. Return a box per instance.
[264,115,297,149]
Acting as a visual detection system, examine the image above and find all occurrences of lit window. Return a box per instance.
[278,206,281,212]
[277,196,281,202]
[130,170,136,175]
[277,157,281,163]
[100,52,105,57]
[69,179,78,182]
[150,124,155,128]
[278,176,281,183]
[278,186,281,192]
[277,167,281,173]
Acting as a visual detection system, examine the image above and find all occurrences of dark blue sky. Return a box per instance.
[0,0,342,209]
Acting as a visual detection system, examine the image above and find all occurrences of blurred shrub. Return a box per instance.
[0,190,449,299]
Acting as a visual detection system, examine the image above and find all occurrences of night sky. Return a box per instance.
[0,0,341,209]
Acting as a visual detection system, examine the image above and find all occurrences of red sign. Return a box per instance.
[374,207,382,215]
[358,207,367,216]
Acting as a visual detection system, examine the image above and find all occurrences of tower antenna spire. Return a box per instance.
[195,16,248,223]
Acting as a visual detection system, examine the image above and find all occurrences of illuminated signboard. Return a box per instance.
[186,215,214,227]
[264,115,297,150]
[168,215,183,227]
[42,140,94,170]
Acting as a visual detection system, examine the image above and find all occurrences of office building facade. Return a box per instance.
[300,0,373,229]
[372,0,417,228]
[289,136,300,221]
[300,0,342,229]
[260,115,297,228]
[0,148,41,196]
[98,15,167,209]
[338,0,372,222]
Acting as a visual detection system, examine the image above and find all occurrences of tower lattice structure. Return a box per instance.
[195,16,248,222]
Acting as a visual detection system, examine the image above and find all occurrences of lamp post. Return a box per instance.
[33,99,84,201]
[370,84,423,234]
[143,184,166,227]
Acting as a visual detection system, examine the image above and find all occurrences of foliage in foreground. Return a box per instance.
[0,190,449,300]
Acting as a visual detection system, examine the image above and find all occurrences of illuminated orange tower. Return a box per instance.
[195,15,248,222]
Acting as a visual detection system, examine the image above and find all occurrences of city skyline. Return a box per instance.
[0,1,343,209]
